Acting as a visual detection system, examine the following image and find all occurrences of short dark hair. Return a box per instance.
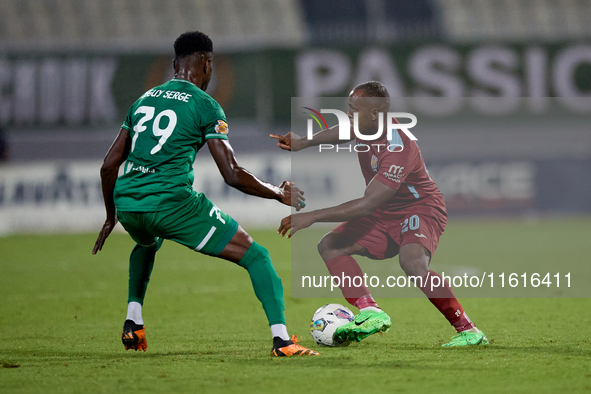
[353,81,390,98]
[174,31,213,58]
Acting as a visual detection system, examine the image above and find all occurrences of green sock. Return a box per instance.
[127,238,163,304]
[237,242,285,326]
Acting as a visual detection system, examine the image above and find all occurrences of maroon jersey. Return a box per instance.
[356,128,447,220]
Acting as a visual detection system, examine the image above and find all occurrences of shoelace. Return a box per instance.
[288,335,311,350]
[287,335,319,355]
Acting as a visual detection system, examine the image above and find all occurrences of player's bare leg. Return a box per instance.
[218,226,318,356]
[317,231,391,343]
[399,243,488,346]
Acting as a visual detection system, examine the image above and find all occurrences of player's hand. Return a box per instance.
[270,132,306,152]
[278,212,315,238]
[278,181,306,211]
[92,217,118,254]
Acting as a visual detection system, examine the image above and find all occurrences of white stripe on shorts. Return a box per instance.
[195,226,216,251]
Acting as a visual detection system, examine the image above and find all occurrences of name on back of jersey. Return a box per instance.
[142,89,192,102]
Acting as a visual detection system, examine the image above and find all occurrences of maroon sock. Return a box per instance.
[418,270,475,332]
[325,255,372,307]
[354,294,380,310]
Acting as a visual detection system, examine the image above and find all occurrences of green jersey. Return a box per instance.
[114,79,229,212]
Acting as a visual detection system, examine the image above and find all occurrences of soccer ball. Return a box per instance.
[309,303,355,347]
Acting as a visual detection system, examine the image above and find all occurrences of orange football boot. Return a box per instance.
[271,335,319,357]
[121,319,147,351]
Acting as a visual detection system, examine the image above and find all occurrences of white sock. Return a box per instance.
[359,306,381,312]
[126,302,143,325]
[270,324,289,341]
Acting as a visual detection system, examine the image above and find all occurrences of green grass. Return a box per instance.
[1,219,591,393]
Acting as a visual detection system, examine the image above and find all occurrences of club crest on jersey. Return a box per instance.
[215,120,228,134]
[371,155,378,172]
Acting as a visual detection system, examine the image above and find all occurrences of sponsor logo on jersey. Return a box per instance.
[371,155,378,172]
[215,120,228,134]
[382,164,404,182]
[414,233,427,239]
[131,165,156,174]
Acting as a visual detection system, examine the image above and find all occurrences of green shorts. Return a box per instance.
[117,193,239,256]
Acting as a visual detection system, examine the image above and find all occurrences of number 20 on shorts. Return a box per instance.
[401,215,420,234]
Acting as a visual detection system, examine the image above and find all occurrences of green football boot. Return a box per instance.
[333,309,391,344]
[442,328,489,347]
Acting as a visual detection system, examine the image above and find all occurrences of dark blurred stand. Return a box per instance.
[0,127,7,162]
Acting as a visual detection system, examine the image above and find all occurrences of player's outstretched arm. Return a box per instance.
[208,138,305,210]
[92,128,131,254]
[278,178,397,238]
[270,125,349,151]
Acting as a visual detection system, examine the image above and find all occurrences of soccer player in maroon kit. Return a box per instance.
[272,81,488,346]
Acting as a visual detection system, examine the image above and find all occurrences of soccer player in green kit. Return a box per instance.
[92,31,318,357]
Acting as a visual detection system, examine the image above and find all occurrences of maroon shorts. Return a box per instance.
[332,211,446,260]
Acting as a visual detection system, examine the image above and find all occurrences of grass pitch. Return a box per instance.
[1,218,590,393]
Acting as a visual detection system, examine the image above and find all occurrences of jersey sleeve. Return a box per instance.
[121,106,133,131]
[373,144,416,190]
[201,100,229,141]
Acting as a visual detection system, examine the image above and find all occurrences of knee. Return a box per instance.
[317,233,340,262]
[244,242,283,288]
[253,242,271,260]
[399,244,430,278]
[135,237,162,251]
[318,232,363,262]
[317,235,330,259]
[239,242,271,269]
[399,255,429,278]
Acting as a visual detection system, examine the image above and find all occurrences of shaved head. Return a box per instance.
[349,81,390,112]
[351,81,390,98]
[347,81,391,136]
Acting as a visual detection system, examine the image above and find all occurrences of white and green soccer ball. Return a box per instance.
[309,303,354,347]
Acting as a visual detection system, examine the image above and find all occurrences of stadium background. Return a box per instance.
[1,0,590,234]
